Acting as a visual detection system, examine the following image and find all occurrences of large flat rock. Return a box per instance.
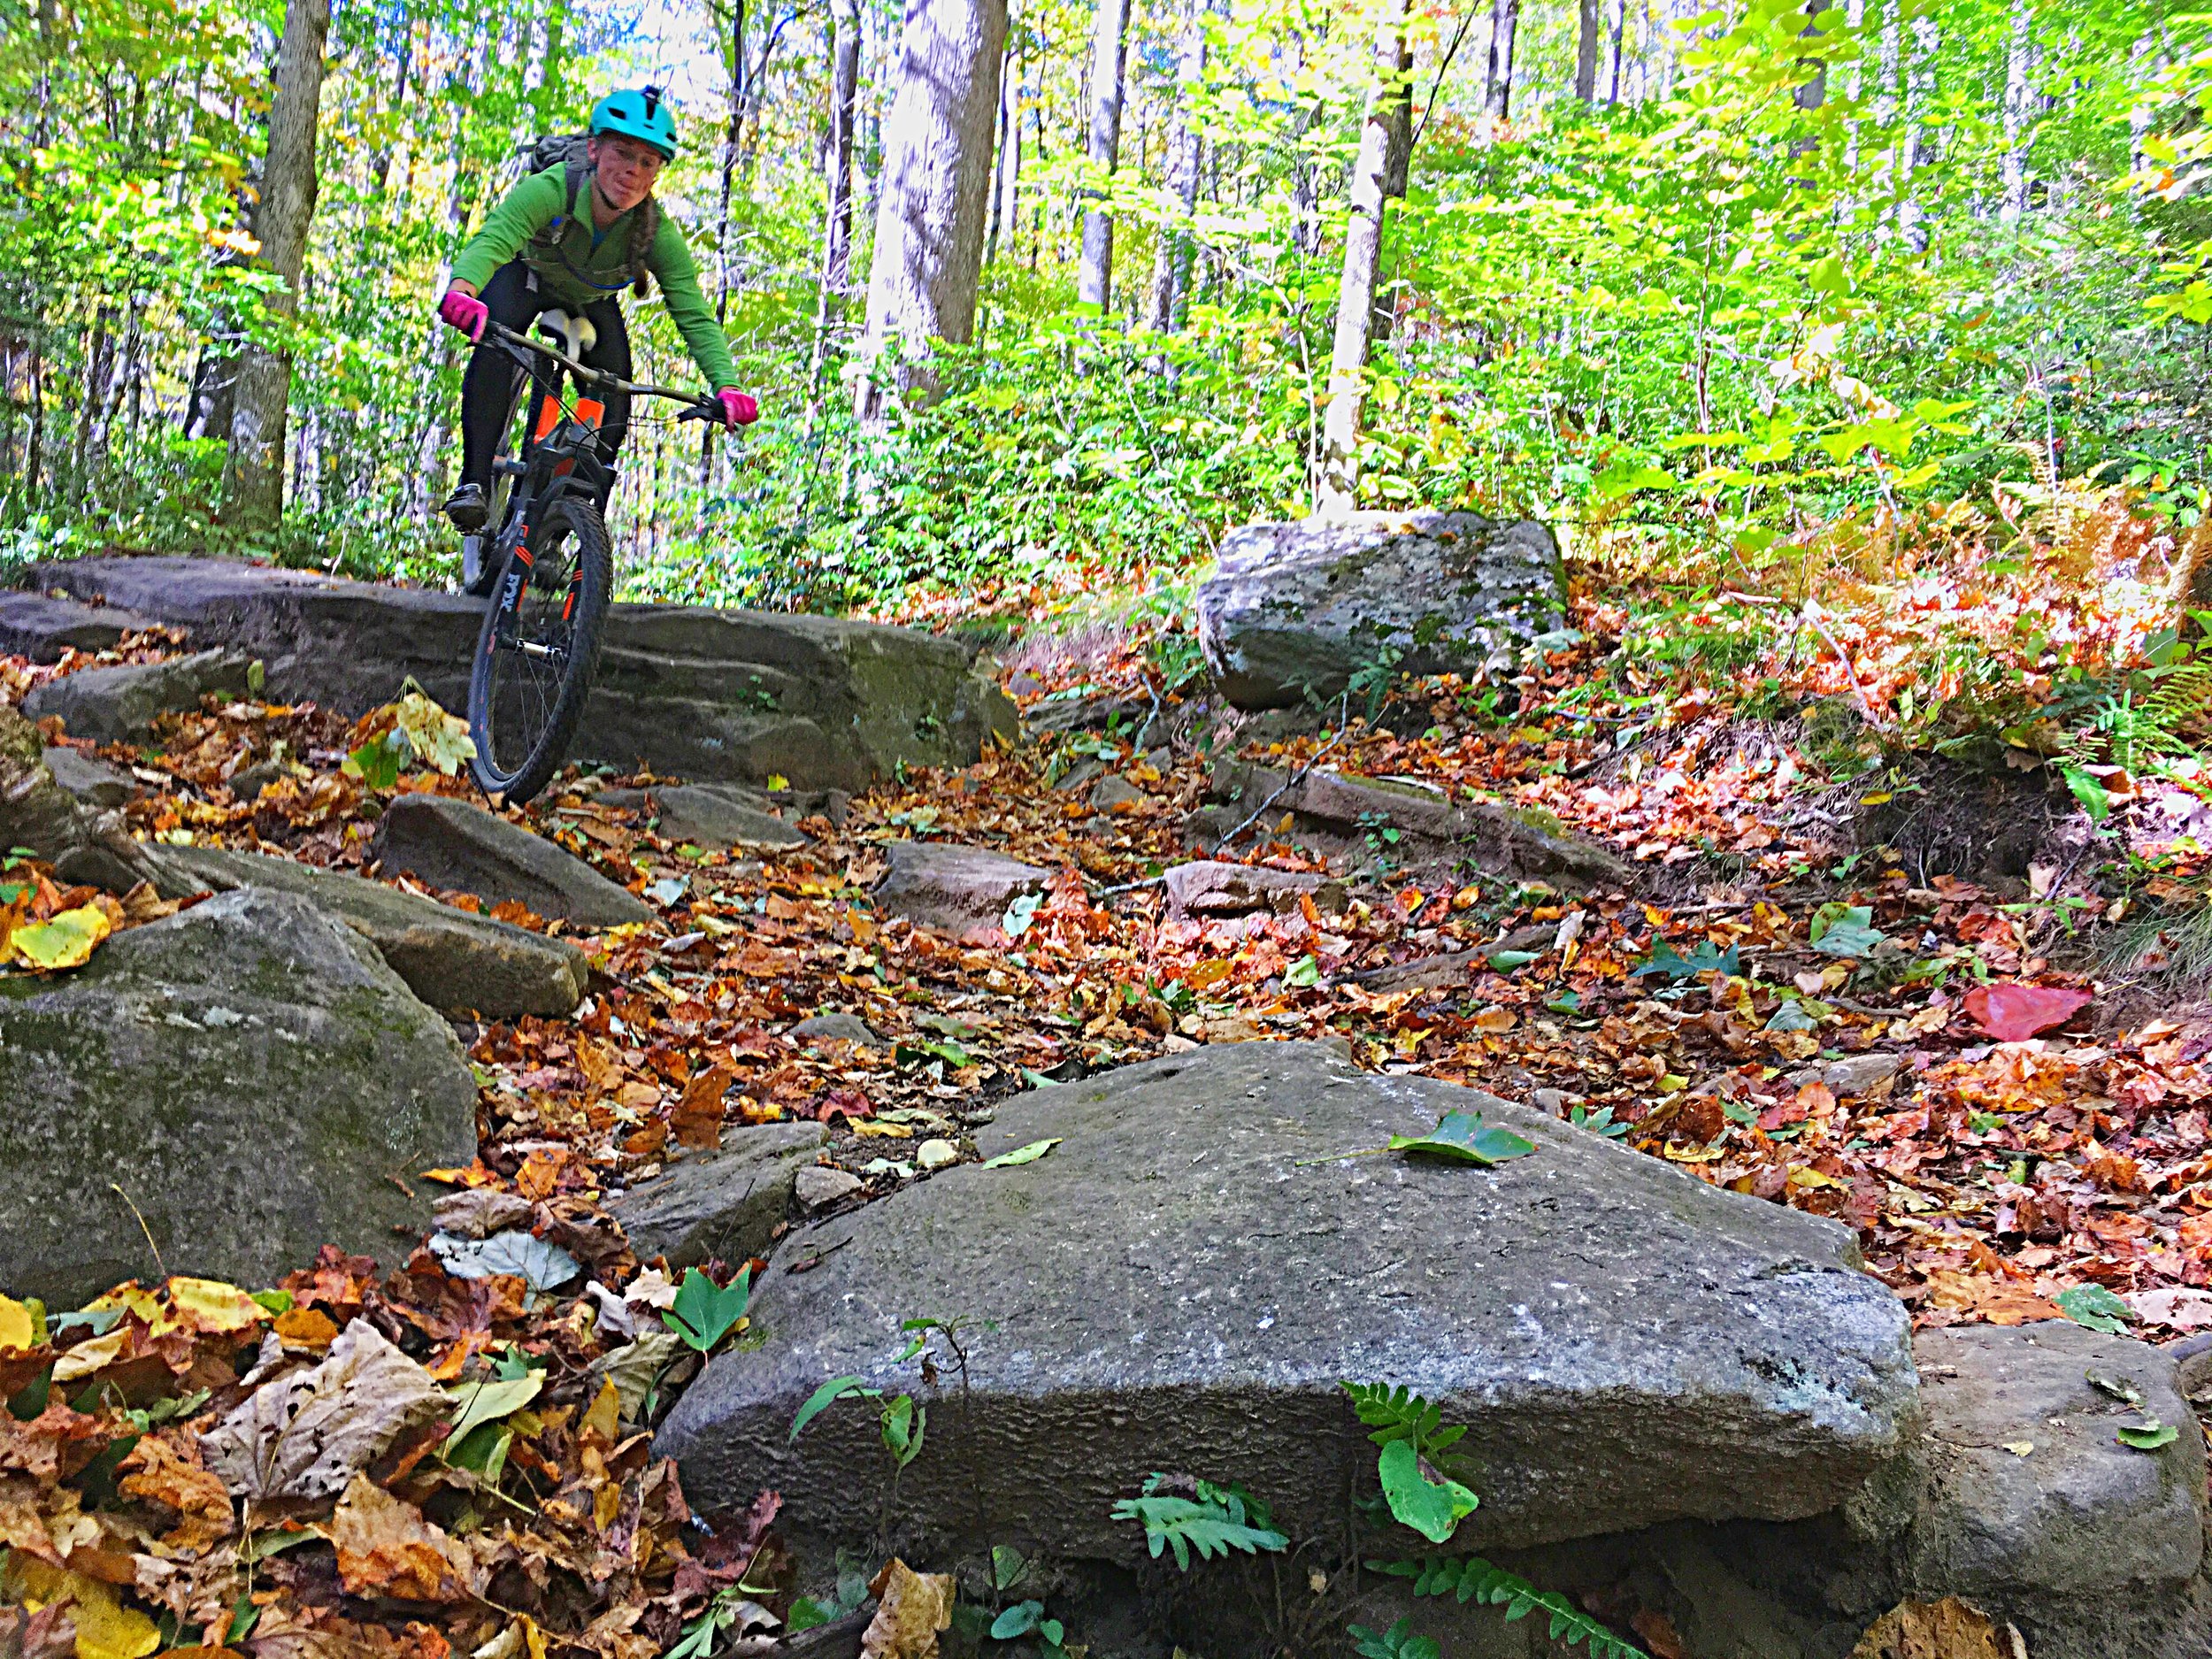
[0,590,146,661]
[157,845,588,1018]
[609,1120,828,1271]
[370,795,653,929]
[31,557,1017,790]
[22,647,257,743]
[0,888,477,1305]
[872,840,1049,934]
[659,1041,1917,1561]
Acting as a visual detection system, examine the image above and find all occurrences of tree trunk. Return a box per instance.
[2001,1,2033,221]
[1607,0,1625,103]
[1147,0,1209,334]
[810,0,863,384]
[1574,0,1601,102]
[1077,0,1132,314]
[1793,1,1829,111]
[1316,0,1411,514]
[987,40,1018,259]
[1484,0,1519,121]
[221,0,330,535]
[853,0,1009,419]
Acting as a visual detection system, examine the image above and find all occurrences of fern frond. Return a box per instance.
[1111,1486,1288,1571]
[1340,1382,1465,1456]
[1366,1558,1648,1659]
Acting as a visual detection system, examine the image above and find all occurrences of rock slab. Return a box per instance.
[0,889,477,1306]
[31,557,1016,791]
[0,590,145,662]
[609,1121,828,1271]
[596,783,807,849]
[156,846,588,1018]
[659,1041,1918,1560]
[41,748,142,810]
[370,795,653,929]
[1195,512,1565,710]
[22,648,257,743]
[872,841,1048,934]
[1902,1322,2206,1598]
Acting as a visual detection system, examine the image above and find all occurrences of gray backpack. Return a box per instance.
[522,133,659,297]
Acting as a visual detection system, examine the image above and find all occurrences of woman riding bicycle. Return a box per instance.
[435,84,757,538]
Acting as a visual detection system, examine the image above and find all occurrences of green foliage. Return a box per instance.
[1110,1473,1288,1570]
[1386,1110,1537,1167]
[2055,1285,2135,1335]
[663,1267,751,1353]
[1375,1438,1479,1543]
[1632,938,1743,981]
[1371,1558,1647,1659]
[1347,1619,1440,1659]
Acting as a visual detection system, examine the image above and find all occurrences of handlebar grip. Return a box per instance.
[677,404,719,425]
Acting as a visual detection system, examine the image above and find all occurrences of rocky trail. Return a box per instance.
[0,546,2208,1659]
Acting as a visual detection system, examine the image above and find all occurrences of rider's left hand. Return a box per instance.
[715,388,759,429]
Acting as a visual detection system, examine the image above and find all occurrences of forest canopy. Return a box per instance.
[0,0,2202,619]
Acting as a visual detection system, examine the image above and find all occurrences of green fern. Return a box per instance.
[1347,1618,1440,1659]
[1340,1382,1467,1460]
[1370,1557,1647,1659]
[1111,1473,1289,1570]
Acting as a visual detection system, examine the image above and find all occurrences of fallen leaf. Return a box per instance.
[428,1231,580,1292]
[10,905,111,971]
[861,1560,954,1659]
[981,1139,1060,1168]
[0,1601,75,1659]
[672,1065,733,1150]
[83,1278,265,1341]
[6,1560,158,1659]
[1849,1596,2023,1659]
[200,1318,445,1500]
[329,1474,475,1603]
[1962,982,2092,1041]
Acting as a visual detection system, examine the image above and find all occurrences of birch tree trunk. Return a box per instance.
[810,0,861,380]
[1316,0,1410,514]
[1484,0,1520,120]
[1147,0,1209,334]
[854,0,1009,419]
[222,0,329,534]
[1077,0,1132,313]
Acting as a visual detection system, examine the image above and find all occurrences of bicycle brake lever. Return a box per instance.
[676,403,719,425]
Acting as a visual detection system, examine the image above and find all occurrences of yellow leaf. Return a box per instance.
[580,1377,620,1441]
[766,773,789,792]
[0,1294,39,1353]
[8,1560,161,1659]
[83,1277,266,1339]
[1787,1166,1847,1191]
[12,904,111,971]
[852,1119,913,1139]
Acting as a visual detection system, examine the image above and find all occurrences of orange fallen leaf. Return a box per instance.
[672,1065,733,1150]
[330,1475,475,1603]
[861,1559,954,1659]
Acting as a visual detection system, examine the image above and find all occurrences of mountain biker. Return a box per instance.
[434,85,757,534]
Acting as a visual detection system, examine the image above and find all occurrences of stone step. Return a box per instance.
[369,794,653,929]
[657,1040,1918,1562]
[0,590,148,662]
[155,845,588,1018]
[28,557,1017,791]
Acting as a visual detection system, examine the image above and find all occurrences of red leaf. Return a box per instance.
[1962,982,2093,1041]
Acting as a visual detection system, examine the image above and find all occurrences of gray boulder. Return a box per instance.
[596,783,808,849]
[872,841,1049,934]
[0,591,145,662]
[789,1012,887,1047]
[0,888,476,1306]
[1901,1322,2206,1600]
[41,747,142,810]
[0,707,173,895]
[658,1041,1918,1562]
[22,647,257,743]
[369,795,652,928]
[1164,859,1331,918]
[1195,512,1565,710]
[609,1121,828,1271]
[156,846,588,1018]
[29,557,1016,792]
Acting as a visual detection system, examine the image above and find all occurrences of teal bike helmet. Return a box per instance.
[589,85,680,159]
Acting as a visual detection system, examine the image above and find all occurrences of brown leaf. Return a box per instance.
[329,1475,476,1604]
[0,1601,77,1659]
[1851,1597,2025,1659]
[861,1561,954,1659]
[118,1432,235,1550]
[200,1319,444,1501]
[672,1066,733,1150]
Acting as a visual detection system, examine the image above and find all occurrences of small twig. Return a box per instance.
[1214,695,1352,850]
[1094,874,1166,897]
[1800,604,1892,731]
[109,1181,166,1281]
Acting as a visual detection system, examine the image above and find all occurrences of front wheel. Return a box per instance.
[467,495,611,806]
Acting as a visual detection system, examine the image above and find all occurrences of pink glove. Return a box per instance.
[439,288,489,342]
[716,388,759,428]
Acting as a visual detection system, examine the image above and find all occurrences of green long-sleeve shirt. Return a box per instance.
[451,165,741,392]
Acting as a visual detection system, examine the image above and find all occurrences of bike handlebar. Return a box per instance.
[488,320,715,413]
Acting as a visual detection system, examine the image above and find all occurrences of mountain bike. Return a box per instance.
[461,315,718,806]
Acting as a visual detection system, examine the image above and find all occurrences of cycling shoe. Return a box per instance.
[443,483,488,532]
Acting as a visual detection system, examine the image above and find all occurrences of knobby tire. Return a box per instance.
[467,495,611,807]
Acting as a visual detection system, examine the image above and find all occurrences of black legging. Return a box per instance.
[458,259,632,499]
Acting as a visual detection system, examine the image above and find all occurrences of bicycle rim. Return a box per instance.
[467,497,611,806]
